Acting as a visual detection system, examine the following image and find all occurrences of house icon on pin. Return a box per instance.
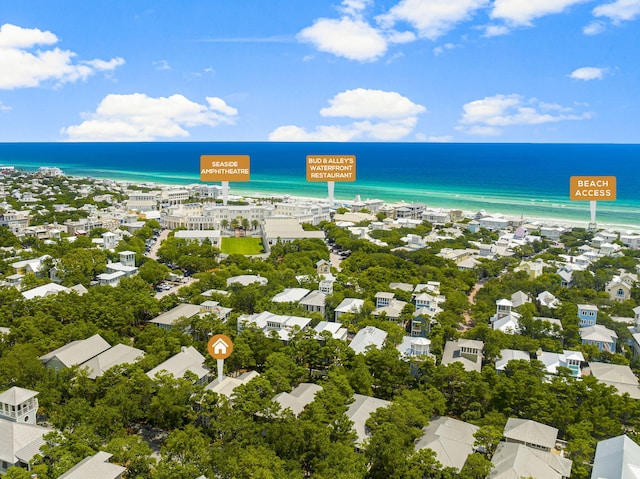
[213,338,228,355]
[208,334,234,359]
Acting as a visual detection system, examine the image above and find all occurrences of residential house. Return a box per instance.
[204,371,260,399]
[334,298,364,321]
[606,272,638,302]
[348,326,387,355]
[299,290,327,317]
[511,290,532,308]
[40,334,111,371]
[0,419,52,474]
[620,233,640,250]
[57,451,126,479]
[490,442,572,479]
[79,343,145,379]
[628,306,640,357]
[97,250,138,287]
[516,259,546,279]
[271,288,310,304]
[273,383,323,416]
[346,394,391,447]
[372,296,408,322]
[441,339,483,372]
[503,417,558,452]
[495,349,530,373]
[146,346,210,385]
[537,291,561,309]
[557,267,574,288]
[199,301,232,322]
[540,226,567,242]
[414,416,479,472]
[588,363,640,399]
[396,336,432,359]
[237,311,311,342]
[535,349,585,378]
[578,304,598,327]
[591,434,640,479]
[580,324,618,353]
[149,303,202,331]
[314,321,348,341]
[490,299,521,334]
[10,255,50,277]
[478,215,510,231]
[21,282,74,300]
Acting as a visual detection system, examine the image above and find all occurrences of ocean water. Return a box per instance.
[1,142,638,229]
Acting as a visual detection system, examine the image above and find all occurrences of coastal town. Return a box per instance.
[1,166,640,479]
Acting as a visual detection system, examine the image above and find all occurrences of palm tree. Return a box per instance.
[220,219,229,231]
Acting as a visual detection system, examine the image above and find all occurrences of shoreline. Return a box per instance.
[97,175,640,234]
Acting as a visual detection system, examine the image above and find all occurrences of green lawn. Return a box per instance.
[220,237,265,255]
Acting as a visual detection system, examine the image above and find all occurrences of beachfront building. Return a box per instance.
[478,215,510,231]
[620,233,640,250]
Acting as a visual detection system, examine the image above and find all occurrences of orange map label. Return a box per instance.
[306,155,356,182]
[201,155,250,182]
[570,176,616,201]
[208,334,234,360]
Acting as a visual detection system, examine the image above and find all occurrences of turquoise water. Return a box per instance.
[1,142,638,228]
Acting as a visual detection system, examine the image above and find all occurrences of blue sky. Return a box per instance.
[1,0,639,143]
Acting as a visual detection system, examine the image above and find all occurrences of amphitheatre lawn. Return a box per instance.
[220,237,264,255]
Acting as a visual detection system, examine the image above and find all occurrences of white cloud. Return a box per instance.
[320,88,426,119]
[570,66,606,80]
[298,17,387,61]
[583,20,607,34]
[593,0,640,23]
[154,59,171,71]
[0,23,124,89]
[483,24,511,37]
[61,93,237,141]
[433,43,458,56]
[491,0,590,26]
[269,88,426,141]
[458,94,592,135]
[0,102,11,111]
[376,0,489,40]
[339,0,372,17]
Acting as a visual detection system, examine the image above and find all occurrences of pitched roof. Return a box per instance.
[349,326,387,355]
[146,346,209,381]
[79,344,145,379]
[591,434,640,479]
[205,371,260,399]
[57,451,125,479]
[40,334,111,369]
[589,362,640,399]
[490,442,565,479]
[415,416,479,471]
[149,303,202,327]
[0,418,52,466]
[503,418,558,450]
[273,383,322,416]
[0,386,38,406]
[346,394,391,446]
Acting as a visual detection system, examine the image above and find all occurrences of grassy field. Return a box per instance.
[220,237,264,255]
